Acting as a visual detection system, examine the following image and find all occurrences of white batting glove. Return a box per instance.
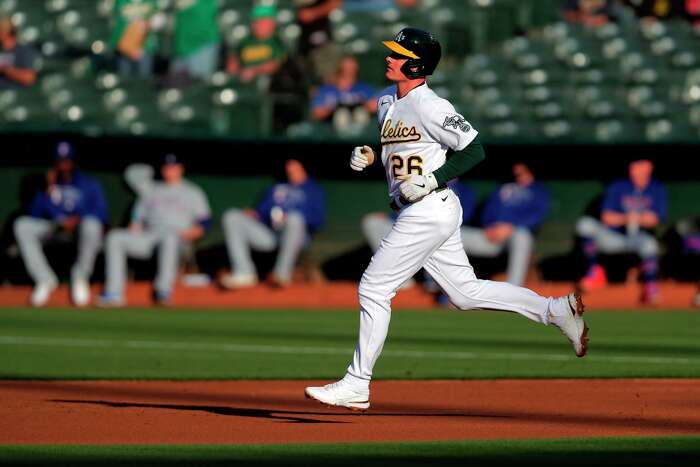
[350,145,375,172]
[397,173,438,202]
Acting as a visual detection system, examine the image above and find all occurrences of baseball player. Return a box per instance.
[460,162,550,287]
[13,141,108,307]
[220,159,325,288]
[98,154,211,306]
[576,158,666,304]
[305,28,589,411]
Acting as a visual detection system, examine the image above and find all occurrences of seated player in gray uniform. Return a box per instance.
[13,142,109,307]
[460,162,550,287]
[220,159,325,288]
[576,159,667,304]
[361,179,475,290]
[98,154,211,306]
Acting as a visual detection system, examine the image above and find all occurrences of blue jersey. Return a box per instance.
[601,178,667,232]
[29,171,109,225]
[481,181,550,231]
[451,180,476,225]
[311,82,376,116]
[256,178,326,232]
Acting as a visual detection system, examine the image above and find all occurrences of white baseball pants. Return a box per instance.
[345,189,569,388]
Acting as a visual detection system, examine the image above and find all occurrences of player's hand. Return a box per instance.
[350,145,375,172]
[397,173,438,202]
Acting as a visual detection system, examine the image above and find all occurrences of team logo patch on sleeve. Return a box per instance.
[443,115,471,132]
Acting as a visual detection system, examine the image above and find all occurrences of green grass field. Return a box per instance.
[1,308,699,379]
[2,437,700,466]
[2,307,699,466]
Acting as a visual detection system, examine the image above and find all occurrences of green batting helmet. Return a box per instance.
[382,27,441,79]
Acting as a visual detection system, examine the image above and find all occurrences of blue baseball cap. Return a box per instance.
[163,153,182,165]
[54,141,75,160]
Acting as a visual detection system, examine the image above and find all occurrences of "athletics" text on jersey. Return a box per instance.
[381,119,422,144]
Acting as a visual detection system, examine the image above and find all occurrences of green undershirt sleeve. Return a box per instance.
[432,135,486,186]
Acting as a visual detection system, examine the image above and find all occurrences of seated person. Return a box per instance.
[0,16,38,89]
[220,159,325,288]
[674,216,700,307]
[460,162,550,287]
[99,154,211,306]
[13,142,108,307]
[362,179,475,290]
[576,158,667,304]
[226,4,286,83]
[310,55,377,133]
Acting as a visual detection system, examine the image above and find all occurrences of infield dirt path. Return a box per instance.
[2,379,699,444]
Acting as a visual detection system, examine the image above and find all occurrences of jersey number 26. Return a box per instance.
[391,154,423,177]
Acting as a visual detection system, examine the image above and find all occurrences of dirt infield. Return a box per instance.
[1,379,699,445]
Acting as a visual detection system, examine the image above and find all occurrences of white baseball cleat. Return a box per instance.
[304,380,370,411]
[71,278,90,307]
[551,291,589,357]
[30,279,58,307]
[220,273,258,290]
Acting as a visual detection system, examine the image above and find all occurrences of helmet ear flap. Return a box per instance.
[400,59,424,79]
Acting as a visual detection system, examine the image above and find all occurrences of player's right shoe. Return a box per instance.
[30,279,58,307]
[304,380,370,411]
[551,292,589,358]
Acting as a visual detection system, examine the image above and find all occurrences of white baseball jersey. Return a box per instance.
[376,83,479,198]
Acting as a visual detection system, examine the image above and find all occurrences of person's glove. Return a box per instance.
[350,145,375,171]
[397,173,438,202]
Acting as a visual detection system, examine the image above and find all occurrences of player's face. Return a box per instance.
[385,53,409,81]
[162,163,184,184]
[251,17,275,39]
[285,159,307,185]
[55,159,74,180]
[513,163,534,186]
[629,160,653,189]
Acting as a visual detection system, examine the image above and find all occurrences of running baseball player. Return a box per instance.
[98,154,211,306]
[305,28,589,411]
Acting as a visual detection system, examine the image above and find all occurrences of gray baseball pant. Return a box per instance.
[13,216,103,284]
[575,216,659,257]
[459,226,534,287]
[103,228,183,296]
[222,209,307,282]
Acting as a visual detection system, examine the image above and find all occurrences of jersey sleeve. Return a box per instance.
[652,183,668,221]
[190,186,211,222]
[421,99,478,151]
[601,182,624,213]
